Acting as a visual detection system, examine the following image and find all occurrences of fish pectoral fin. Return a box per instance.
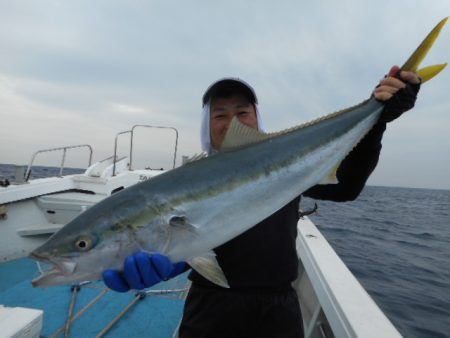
[169,215,199,233]
[187,251,229,288]
[221,117,270,151]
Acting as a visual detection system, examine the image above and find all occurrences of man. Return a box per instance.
[103,66,420,337]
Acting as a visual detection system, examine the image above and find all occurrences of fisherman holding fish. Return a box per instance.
[28,18,447,338]
[102,68,420,337]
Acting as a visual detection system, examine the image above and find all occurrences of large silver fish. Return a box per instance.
[30,18,447,288]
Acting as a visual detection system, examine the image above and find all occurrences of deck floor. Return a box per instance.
[0,258,189,338]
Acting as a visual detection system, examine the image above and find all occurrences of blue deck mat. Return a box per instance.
[0,258,188,337]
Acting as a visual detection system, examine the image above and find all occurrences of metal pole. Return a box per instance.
[64,284,80,338]
[95,292,146,338]
[60,148,67,177]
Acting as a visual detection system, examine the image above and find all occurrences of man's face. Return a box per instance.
[210,94,258,150]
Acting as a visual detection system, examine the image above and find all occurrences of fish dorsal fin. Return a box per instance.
[221,117,271,151]
[220,101,381,152]
[221,116,326,151]
[221,115,324,151]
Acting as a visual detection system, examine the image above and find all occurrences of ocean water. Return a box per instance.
[1,164,449,337]
[303,187,450,338]
[0,163,84,181]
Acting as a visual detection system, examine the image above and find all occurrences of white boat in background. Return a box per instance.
[0,125,179,262]
[0,125,403,337]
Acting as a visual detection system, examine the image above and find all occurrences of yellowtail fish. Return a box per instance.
[30,18,447,288]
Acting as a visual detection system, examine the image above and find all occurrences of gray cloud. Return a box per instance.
[1,0,450,189]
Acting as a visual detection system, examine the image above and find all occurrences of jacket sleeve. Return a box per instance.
[303,121,386,202]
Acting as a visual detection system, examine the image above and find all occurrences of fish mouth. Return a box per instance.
[30,252,77,287]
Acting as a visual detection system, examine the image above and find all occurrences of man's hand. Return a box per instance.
[373,65,421,123]
[103,252,186,292]
[374,65,421,101]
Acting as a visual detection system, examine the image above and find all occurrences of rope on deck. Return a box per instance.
[145,287,190,297]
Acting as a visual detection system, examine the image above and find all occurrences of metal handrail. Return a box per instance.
[25,144,93,181]
[112,130,132,177]
[112,125,178,176]
[130,125,178,170]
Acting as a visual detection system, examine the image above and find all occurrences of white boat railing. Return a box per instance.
[25,144,93,181]
[112,125,179,176]
[296,217,403,338]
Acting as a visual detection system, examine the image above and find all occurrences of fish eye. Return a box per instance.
[75,236,94,252]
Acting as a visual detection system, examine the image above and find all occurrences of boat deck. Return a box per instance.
[0,258,189,338]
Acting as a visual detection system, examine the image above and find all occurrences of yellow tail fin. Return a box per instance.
[401,17,448,82]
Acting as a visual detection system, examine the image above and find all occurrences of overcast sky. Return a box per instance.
[1,0,449,189]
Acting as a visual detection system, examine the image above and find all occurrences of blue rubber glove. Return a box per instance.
[103,252,186,292]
